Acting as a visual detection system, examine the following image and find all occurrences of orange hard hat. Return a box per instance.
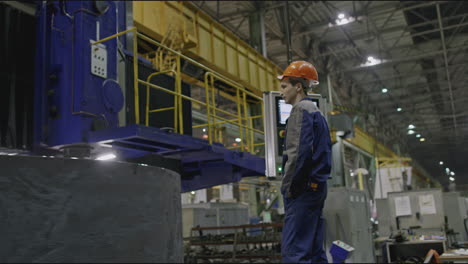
[277,61,319,85]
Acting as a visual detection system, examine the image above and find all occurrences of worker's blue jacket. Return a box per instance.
[281,97,331,198]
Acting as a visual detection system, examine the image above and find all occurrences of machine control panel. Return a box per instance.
[263,91,325,178]
[90,41,108,78]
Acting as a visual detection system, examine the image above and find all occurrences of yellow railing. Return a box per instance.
[92,28,264,155]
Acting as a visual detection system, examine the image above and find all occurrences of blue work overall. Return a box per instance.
[282,183,328,263]
[280,98,331,263]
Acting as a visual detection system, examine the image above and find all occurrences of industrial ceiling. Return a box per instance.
[193,1,468,189]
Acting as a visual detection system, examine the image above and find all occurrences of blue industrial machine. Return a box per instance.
[33,1,265,192]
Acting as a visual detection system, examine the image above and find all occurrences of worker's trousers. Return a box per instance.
[281,182,328,263]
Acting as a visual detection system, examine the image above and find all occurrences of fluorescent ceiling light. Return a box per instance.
[336,18,350,25]
[407,130,415,135]
[419,138,425,142]
[408,124,415,129]
[449,177,455,182]
[397,107,402,112]
[329,15,363,28]
[439,161,443,165]
[360,56,384,67]
[335,15,355,26]
[416,134,421,138]
[96,153,116,161]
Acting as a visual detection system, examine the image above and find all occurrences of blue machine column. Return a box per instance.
[34,1,126,148]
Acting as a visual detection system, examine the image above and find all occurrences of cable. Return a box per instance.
[59,0,73,20]
[464,217,468,238]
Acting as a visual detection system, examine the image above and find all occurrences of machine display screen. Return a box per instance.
[277,99,292,125]
[276,97,319,125]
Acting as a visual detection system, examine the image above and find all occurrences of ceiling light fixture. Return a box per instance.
[335,13,355,26]
[449,177,455,182]
[439,161,444,165]
[235,138,242,142]
[416,134,421,138]
[397,107,402,112]
[382,88,388,93]
[445,168,450,173]
[408,124,415,129]
[450,171,455,176]
[407,130,415,135]
[96,153,116,161]
[360,56,384,67]
[419,138,425,142]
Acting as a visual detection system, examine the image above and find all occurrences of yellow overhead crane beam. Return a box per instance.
[344,127,437,186]
[346,127,400,159]
[133,1,282,97]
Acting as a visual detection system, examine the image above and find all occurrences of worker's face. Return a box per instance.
[280,79,301,105]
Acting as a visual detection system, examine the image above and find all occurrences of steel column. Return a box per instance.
[436,3,458,133]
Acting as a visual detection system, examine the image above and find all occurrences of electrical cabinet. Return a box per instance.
[323,187,375,263]
[443,192,468,242]
[387,188,445,236]
[182,202,249,238]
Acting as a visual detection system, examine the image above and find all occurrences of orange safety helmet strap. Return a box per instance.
[277,60,319,85]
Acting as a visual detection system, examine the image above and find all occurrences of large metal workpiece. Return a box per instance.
[0,155,183,263]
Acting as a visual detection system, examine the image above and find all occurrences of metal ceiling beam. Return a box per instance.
[370,92,468,107]
[409,101,468,114]
[290,2,316,32]
[364,78,466,96]
[314,12,468,51]
[294,1,452,40]
[318,1,413,147]
[343,43,468,72]
[0,0,35,16]
[218,2,288,22]
[407,111,468,119]
[283,1,292,64]
[196,1,251,41]
[263,15,308,59]
[436,3,458,133]
[368,1,450,17]
[358,62,468,86]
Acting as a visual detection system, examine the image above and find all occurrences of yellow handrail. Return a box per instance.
[91,28,265,155]
[146,70,177,126]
